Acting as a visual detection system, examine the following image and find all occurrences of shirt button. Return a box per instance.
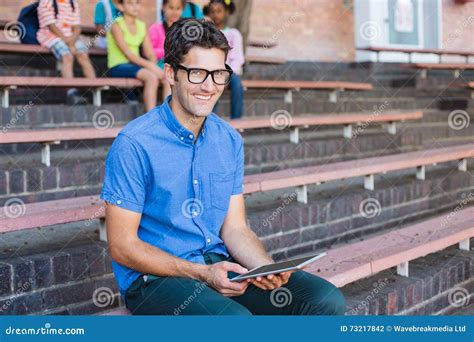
[117,200,122,205]
[180,137,184,140]
[192,211,198,217]
[206,238,211,244]
[189,134,193,139]
[193,180,198,185]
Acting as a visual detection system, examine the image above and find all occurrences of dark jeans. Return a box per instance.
[125,253,346,315]
[213,74,244,119]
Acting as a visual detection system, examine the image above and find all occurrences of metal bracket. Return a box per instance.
[40,141,61,167]
[296,185,308,204]
[397,261,409,277]
[364,174,374,191]
[343,124,353,139]
[93,86,110,107]
[290,127,300,144]
[416,166,425,180]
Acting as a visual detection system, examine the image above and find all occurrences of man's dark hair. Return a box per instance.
[164,18,230,70]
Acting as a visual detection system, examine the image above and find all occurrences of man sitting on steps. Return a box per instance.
[100,18,345,315]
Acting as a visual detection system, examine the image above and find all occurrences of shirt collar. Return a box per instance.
[160,96,207,145]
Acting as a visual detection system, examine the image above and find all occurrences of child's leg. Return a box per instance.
[74,40,96,78]
[229,74,244,119]
[61,54,74,78]
[136,69,159,112]
[50,40,74,78]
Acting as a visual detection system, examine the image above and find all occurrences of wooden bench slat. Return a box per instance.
[358,46,474,57]
[406,63,474,70]
[0,76,142,88]
[0,42,107,56]
[0,127,121,144]
[243,144,474,193]
[231,111,422,130]
[2,144,472,232]
[241,79,373,91]
[1,111,421,145]
[309,206,474,287]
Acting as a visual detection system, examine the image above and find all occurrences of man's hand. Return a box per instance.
[249,270,297,291]
[201,261,249,297]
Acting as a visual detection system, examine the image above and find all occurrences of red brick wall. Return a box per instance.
[441,0,474,51]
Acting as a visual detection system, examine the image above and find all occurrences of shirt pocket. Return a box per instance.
[210,172,235,211]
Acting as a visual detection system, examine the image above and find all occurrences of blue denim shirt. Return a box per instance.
[100,97,244,296]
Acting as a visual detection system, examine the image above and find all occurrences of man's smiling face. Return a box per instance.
[166,47,227,117]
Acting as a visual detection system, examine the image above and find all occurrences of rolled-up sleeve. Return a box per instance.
[100,134,149,213]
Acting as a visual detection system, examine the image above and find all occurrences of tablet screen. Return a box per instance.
[230,253,325,281]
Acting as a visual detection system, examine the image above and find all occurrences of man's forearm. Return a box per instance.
[223,226,274,269]
[111,238,208,282]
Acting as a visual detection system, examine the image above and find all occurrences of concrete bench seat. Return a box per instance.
[0,76,142,108]
[99,205,474,315]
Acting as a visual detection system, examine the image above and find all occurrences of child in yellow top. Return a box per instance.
[107,0,163,111]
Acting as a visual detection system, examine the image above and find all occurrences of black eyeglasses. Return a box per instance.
[176,64,233,85]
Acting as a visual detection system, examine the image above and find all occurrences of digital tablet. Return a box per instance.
[229,252,327,282]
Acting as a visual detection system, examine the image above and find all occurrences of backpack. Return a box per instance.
[17,0,75,45]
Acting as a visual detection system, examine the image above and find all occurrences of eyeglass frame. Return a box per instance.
[175,64,234,85]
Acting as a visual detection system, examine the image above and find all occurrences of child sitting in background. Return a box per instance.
[148,0,185,100]
[94,0,121,48]
[205,0,244,119]
[108,0,163,111]
[37,0,96,104]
